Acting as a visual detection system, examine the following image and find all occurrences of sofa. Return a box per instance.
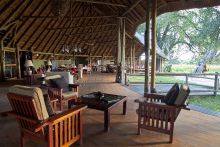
[46,71,74,84]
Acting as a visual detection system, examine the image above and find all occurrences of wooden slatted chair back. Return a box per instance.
[7,93,44,133]
[139,102,175,137]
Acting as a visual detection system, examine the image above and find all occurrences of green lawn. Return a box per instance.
[189,95,220,112]
[128,64,220,112]
[128,76,185,83]
[171,64,220,73]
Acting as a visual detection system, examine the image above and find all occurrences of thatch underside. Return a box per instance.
[0,0,220,60]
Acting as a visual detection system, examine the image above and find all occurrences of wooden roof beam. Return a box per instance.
[44,3,84,55]
[73,0,127,8]
[64,10,103,53]
[161,0,168,5]
[21,15,116,19]
[23,16,57,50]
[24,50,114,58]
[65,29,116,36]
[21,9,52,49]
[51,4,87,55]
[0,0,14,15]
[47,23,117,30]
[122,0,143,16]
[14,0,46,45]
[0,1,31,29]
[7,1,43,46]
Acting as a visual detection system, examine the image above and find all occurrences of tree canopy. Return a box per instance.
[137,7,220,64]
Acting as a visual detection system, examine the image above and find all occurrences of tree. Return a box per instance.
[136,7,220,64]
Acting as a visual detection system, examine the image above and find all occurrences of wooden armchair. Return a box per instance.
[135,84,190,143]
[45,75,79,111]
[2,85,87,147]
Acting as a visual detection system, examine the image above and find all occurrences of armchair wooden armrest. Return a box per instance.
[34,104,87,133]
[137,101,190,110]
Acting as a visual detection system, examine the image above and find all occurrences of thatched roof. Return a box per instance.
[0,0,219,60]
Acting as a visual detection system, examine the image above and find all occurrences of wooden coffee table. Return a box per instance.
[69,92,127,132]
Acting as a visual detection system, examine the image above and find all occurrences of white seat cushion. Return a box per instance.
[9,85,49,120]
[63,91,78,99]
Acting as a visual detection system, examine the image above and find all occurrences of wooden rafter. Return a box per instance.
[21,8,52,49]
[21,15,116,19]
[23,16,56,49]
[49,3,85,55]
[14,0,45,45]
[73,0,127,7]
[122,0,143,16]
[47,23,117,30]
[0,1,31,29]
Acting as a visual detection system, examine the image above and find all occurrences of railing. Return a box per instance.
[125,72,220,96]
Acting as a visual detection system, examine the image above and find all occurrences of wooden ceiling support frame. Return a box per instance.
[48,3,85,57]
[0,0,14,15]
[41,18,72,59]
[7,2,40,46]
[47,23,117,30]
[0,25,15,41]
[21,15,116,20]
[0,1,31,30]
[14,0,46,46]
[65,29,116,36]
[21,9,52,49]
[32,16,67,53]
[122,0,143,16]
[64,13,100,53]
[17,1,51,48]
[23,16,56,50]
[53,4,89,56]
[73,0,127,8]
[38,17,70,59]
[41,3,83,55]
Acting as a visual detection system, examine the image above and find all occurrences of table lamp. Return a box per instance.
[24,60,34,75]
[47,60,52,72]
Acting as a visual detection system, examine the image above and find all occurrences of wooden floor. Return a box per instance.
[0,72,220,146]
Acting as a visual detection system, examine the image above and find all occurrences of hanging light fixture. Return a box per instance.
[51,0,69,17]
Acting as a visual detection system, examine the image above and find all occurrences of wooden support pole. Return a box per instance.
[144,0,151,95]
[130,42,133,74]
[214,72,219,96]
[116,17,126,83]
[16,45,21,79]
[116,18,122,83]
[133,41,136,74]
[151,0,157,93]
[0,40,5,81]
[117,18,122,65]
[121,18,126,84]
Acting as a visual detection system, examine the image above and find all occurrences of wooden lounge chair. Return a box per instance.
[45,75,79,111]
[1,85,86,147]
[135,84,190,143]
